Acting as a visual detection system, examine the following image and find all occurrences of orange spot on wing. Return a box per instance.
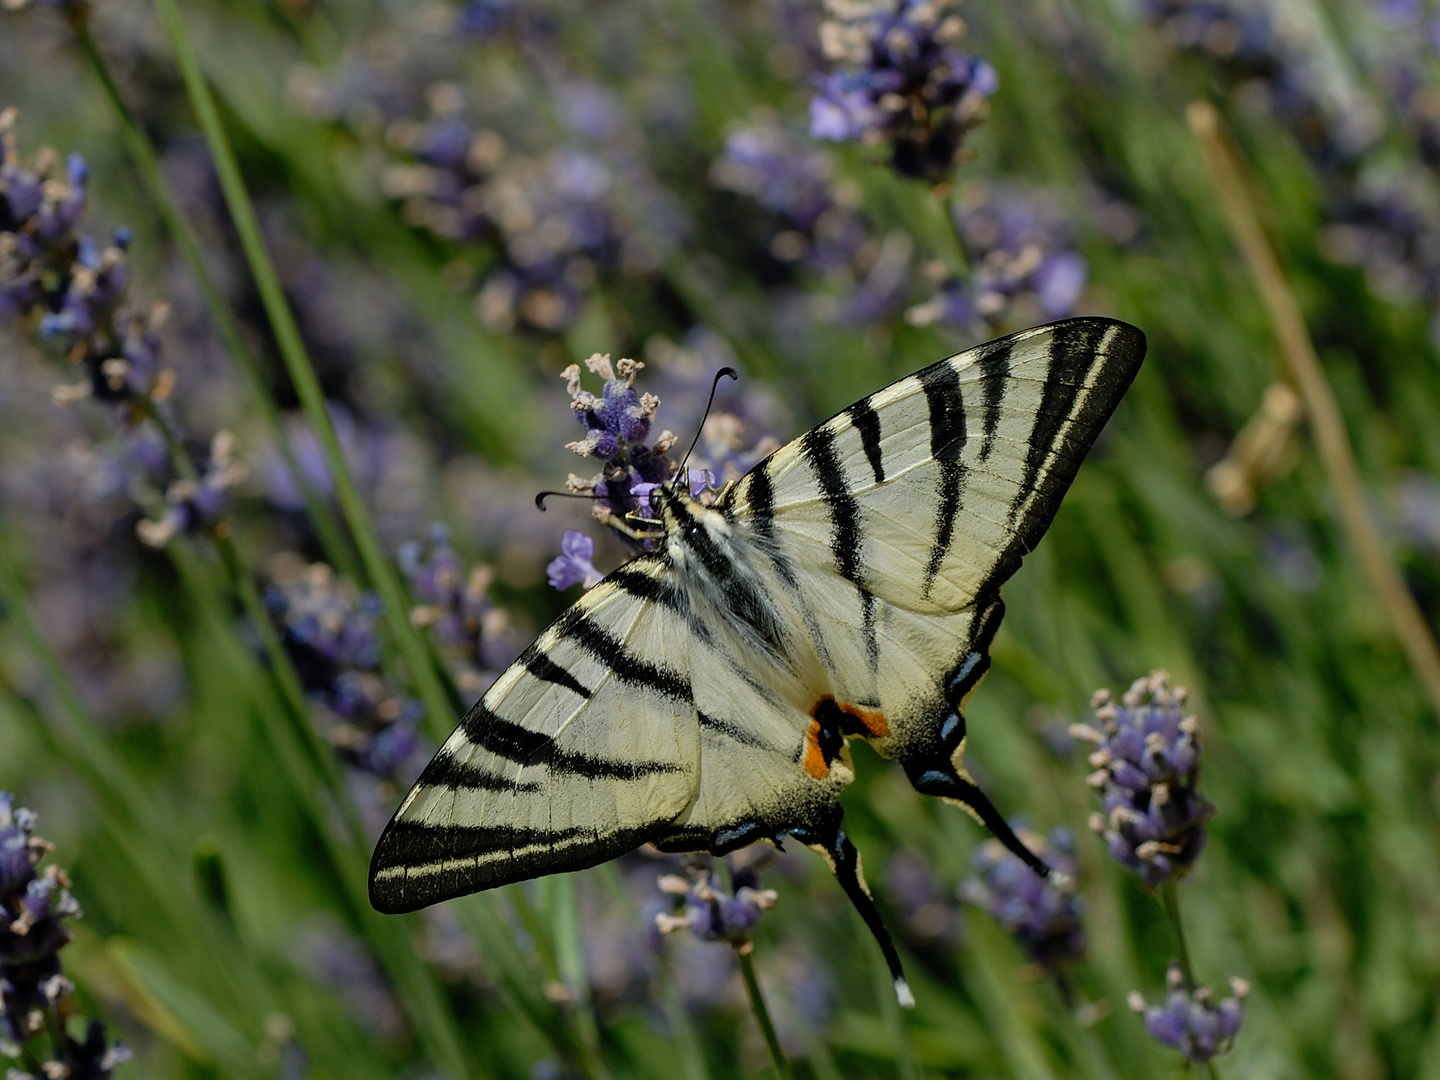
[838,702,889,738]
[802,719,829,778]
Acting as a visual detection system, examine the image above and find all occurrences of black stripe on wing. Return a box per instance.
[798,423,864,586]
[698,709,774,750]
[520,643,592,699]
[739,462,799,588]
[552,605,693,702]
[985,319,1145,590]
[370,820,660,912]
[846,398,886,484]
[919,361,967,597]
[459,702,682,779]
[414,753,543,793]
[976,338,1013,462]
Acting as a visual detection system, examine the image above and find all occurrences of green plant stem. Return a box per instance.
[736,947,790,1080]
[71,17,358,582]
[1158,880,1195,989]
[1158,883,1224,1080]
[149,0,455,741]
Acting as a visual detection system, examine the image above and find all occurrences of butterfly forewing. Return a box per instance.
[730,318,1145,615]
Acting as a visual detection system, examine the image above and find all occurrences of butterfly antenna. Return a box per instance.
[674,367,738,485]
[535,489,601,511]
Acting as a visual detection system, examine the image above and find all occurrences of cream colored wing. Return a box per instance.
[369,555,700,914]
[725,317,1147,616]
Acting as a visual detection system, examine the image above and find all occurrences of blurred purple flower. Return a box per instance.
[1073,671,1213,887]
[960,823,1085,969]
[401,525,518,700]
[809,0,997,183]
[883,848,961,949]
[908,182,1088,333]
[1128,963,1249,1064]
[265,557,429,795]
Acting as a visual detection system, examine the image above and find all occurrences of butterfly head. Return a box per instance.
[652,482,734,569]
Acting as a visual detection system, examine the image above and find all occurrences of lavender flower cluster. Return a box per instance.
[959,823,1085,969]
[0,793,130,1078]
[400,525,517,701]
[1073,671,1214,887]
[1,109,166,413]
[1128,963,1249,1064]
[654,857,779,952]
[810,0,998,183]
[908,182,1088,332]
[264,557,426,792]
[553,353,678,552]
[0,110,244,547]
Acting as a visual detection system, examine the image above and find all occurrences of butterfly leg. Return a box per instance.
[790,808,914,1009]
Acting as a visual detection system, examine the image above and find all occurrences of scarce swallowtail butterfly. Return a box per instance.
[370,316,1146,1006]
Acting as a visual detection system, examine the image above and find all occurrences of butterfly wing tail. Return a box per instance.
[790,808,915,1010]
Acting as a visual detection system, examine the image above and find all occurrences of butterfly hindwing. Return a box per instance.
[369,556,701,914]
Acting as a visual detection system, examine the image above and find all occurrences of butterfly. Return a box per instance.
[370,317,1146,1005]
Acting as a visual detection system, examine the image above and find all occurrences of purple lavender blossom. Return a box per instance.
[1128,963,1249,1064]
[1072,672,1214,887]
[400,525,518,700]
[959,823,1085,969]
[0,112,177,413]
[0,793,130,1076]
[654,857,778,951]
[265,558,428,791]
[546,530,603,592]
[809,0,998,183]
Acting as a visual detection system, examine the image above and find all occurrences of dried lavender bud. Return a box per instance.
[1074,670,1214,887]
[1128,963,1249,1064]
[959,822,1085,969]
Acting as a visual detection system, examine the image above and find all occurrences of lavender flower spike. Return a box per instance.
[1128,963,1249,1064]
[1072,671,1214,887]
[0,793,130,1076]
